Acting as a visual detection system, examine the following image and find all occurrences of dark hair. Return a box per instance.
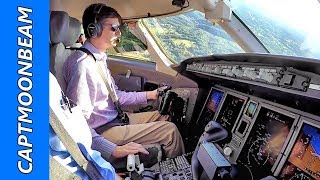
[82,3,122,38]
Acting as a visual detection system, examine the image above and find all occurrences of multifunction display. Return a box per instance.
[280,123,320,180]
[237,107,296,179]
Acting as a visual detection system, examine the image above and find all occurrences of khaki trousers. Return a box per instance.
[100,111,185,158]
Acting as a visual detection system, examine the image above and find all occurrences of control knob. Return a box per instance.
[214,66,222,74]
[260,72,274,83]
[225,69,234,76]
[223,146,233,156]
[248,71,257,80]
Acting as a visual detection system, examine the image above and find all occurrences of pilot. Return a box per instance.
[63,3,185,162]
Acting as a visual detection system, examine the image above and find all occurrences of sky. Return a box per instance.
[303,123,320,155]
[232,0,320,57]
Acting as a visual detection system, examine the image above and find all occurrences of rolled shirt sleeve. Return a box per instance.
[90,128,116,160]
[116,90,147,106]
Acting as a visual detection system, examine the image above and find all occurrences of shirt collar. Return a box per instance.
[82,41,107,61]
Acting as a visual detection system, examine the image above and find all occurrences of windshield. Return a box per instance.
[108,23,153,62]
[233,0,320,59]
[143,11,244,64]
[111,0,320,64]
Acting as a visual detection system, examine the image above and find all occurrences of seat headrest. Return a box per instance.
[66,17,81,46]
[50,11,81,47]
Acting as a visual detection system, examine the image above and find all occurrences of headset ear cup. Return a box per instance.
[87,23,98,38]
[87,22,103,38]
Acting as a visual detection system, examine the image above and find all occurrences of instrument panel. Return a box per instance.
[195,85,320,179]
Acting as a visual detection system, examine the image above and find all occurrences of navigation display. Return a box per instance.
[280,123,320,180]
[237,106,296,179]
[197,88,224,128]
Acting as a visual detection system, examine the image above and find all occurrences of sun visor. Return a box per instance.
[59,0,190,22]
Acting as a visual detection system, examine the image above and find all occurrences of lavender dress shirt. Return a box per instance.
[63,42,147,158]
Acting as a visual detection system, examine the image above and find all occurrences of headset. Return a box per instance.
[87,3,104,38]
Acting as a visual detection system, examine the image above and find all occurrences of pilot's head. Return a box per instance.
[82,3,123,50]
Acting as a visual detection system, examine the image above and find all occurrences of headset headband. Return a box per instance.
[93,4,104,24]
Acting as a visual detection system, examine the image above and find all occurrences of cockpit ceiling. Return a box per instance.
[53,0,195,21]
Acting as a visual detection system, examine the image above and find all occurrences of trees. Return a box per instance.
[144,11,243,63]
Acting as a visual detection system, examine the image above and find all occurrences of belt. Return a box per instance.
[94,118,128,135]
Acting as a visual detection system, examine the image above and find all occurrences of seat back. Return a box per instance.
[49,72,107,180]
[50,11,82,92]
[49,14,91,178]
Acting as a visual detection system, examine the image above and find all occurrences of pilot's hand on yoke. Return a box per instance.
[146,89,160,100]
[146,85,170,100]
[112,142,149,158]
[145,82,172,100]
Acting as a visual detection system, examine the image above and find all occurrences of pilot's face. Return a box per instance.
[99,18,121,49]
